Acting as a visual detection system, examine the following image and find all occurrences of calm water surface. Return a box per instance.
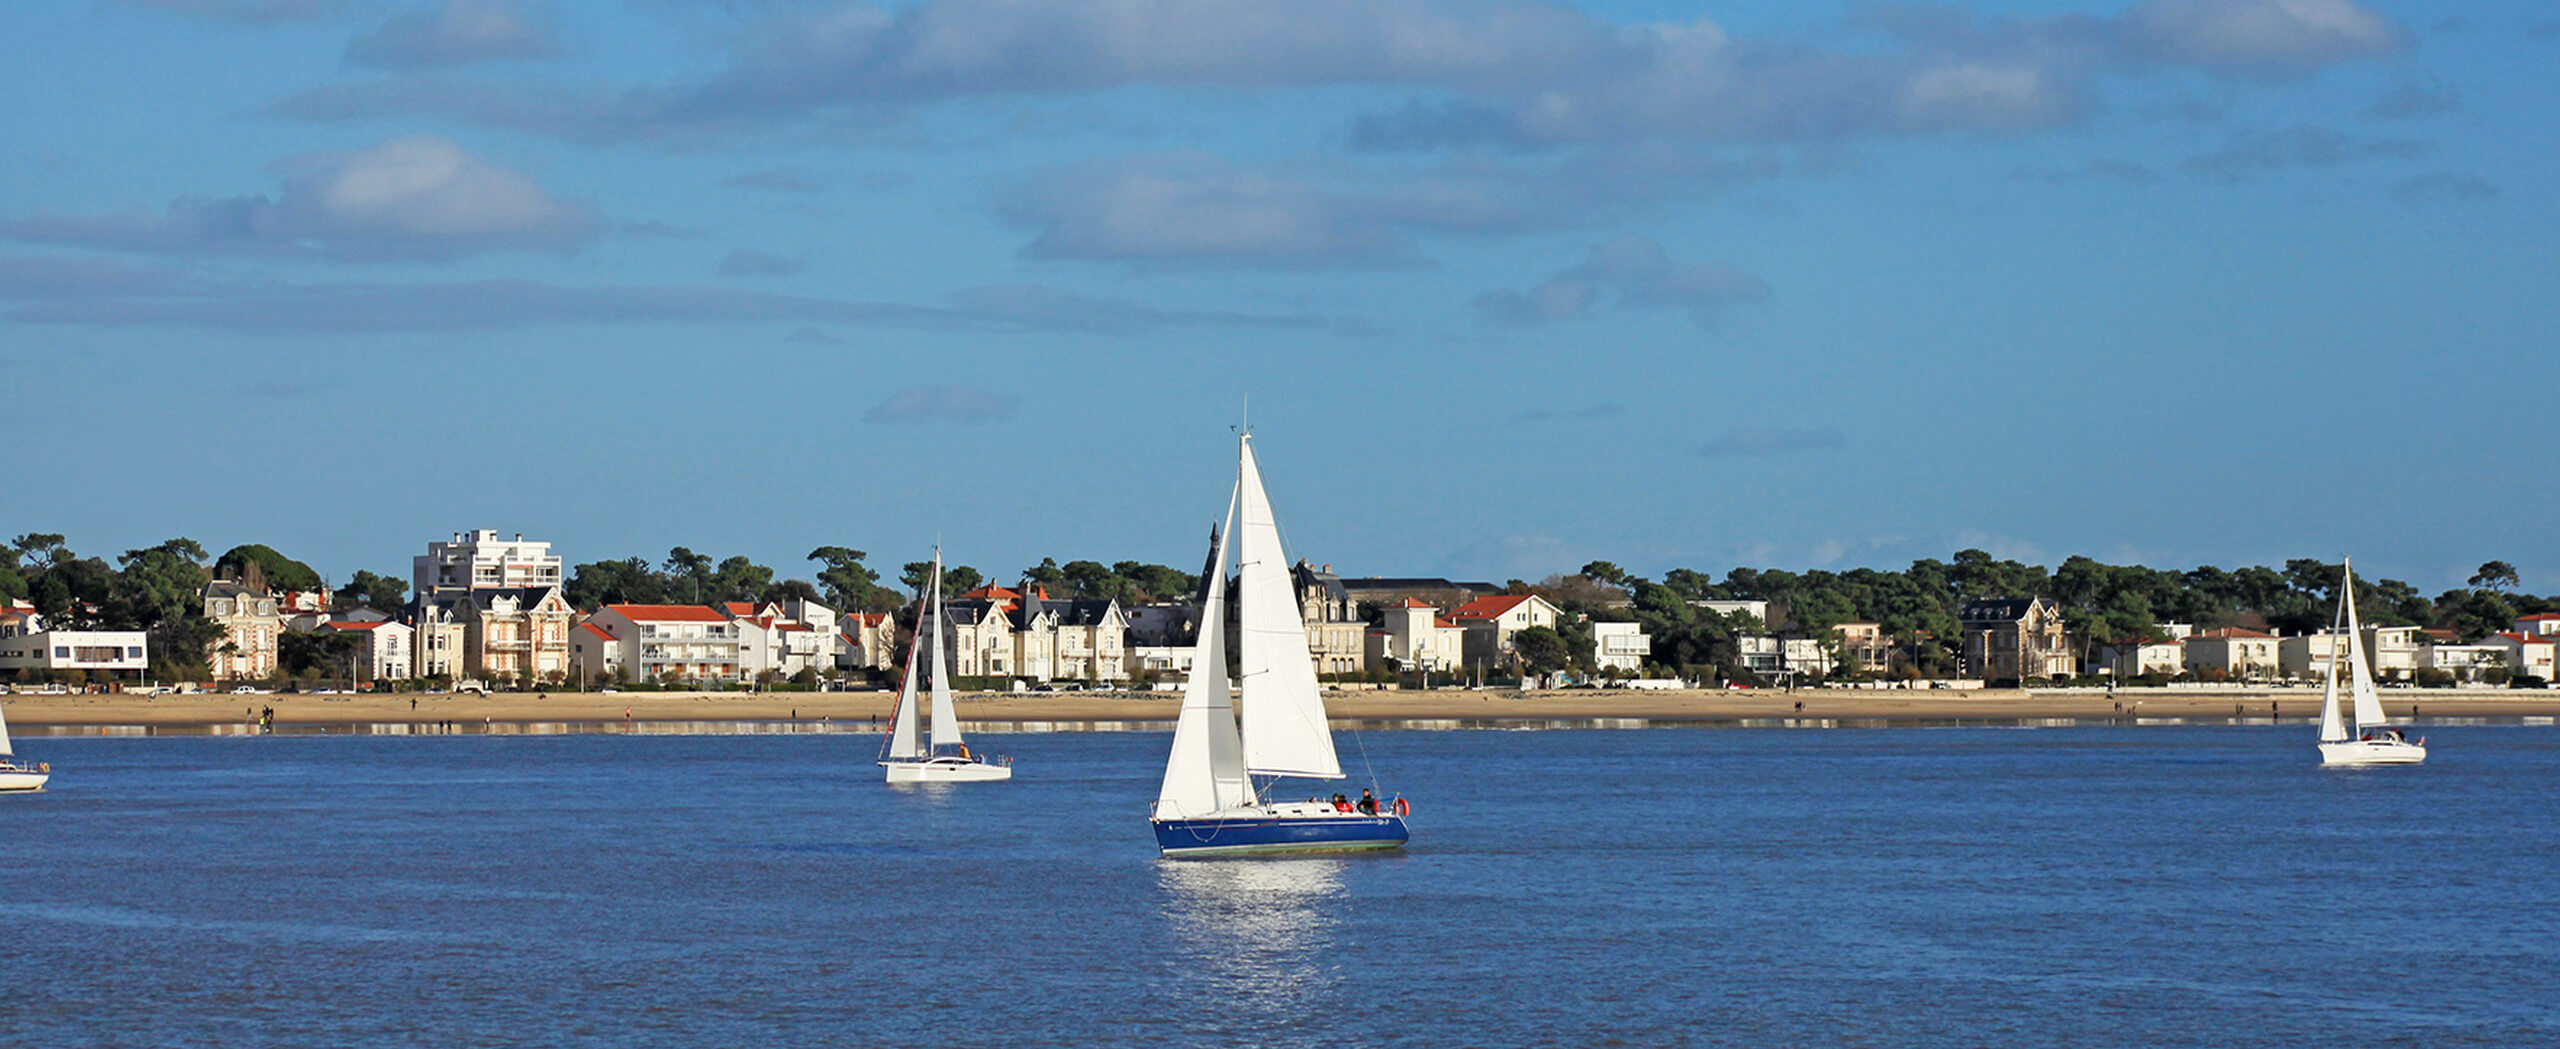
[1,726,2552,1048]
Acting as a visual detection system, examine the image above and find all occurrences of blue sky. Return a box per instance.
[3,0,2553,595]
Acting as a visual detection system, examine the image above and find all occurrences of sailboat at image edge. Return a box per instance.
[879,549,1013,783]
[2317,557,2426,767]
[0,700,51,792]
[1150,430,1409,857]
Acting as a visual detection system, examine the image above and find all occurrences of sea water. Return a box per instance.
[0,726,2551,1048]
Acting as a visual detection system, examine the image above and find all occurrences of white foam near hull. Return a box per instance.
[2319,739,2427,766]
[883,757,1013,783]
[0,767,49,792]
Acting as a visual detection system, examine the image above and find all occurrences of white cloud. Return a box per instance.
[0,136,595,261]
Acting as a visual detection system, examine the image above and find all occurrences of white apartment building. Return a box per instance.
[585,604,742,684]
[414,529,565,600]
[1593,621,1651,673]
[2421,642,2505,682]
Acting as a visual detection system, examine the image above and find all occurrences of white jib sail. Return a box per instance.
[927,553,964,751]
[2342,559,2386,731]
[1233,434,1344,780]
[1156,486,1252,818]
[0,701,14,757]
[886,598,923,760]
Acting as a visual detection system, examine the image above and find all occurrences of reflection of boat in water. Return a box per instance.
[2317,558,2425,767]
[0,700,50,792]
[1150,431,1406,856]
[880,549,1012,783]
[1158,857,1348,996]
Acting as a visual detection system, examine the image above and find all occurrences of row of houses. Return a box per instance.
[1959,595,2560,683]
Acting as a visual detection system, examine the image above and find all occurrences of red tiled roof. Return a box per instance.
[778,623,812,632]
[2494,632,2553,645]
[580,622,616,641]
[606,603,729,622]
[1395,598,1435,608]
[724,602,758,615]
[1434,617,1461,629]
[849,612,889,626]
[2518,613,2560,622]
[960,584,1021,601]
[1447,595,1532,621]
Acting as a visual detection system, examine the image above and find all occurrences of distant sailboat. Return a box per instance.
[0,700,51,792]
[2317,557,2425,767]
[879,550,1012,783]
[1151,431,1407,856]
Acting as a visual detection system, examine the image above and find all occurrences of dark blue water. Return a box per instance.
[2,726,2552,1048]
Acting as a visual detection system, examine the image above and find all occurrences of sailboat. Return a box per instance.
[1151,431,1408,856]
[0,700,51,792]
[2316,557,2425,767]
[879,550,1012,783]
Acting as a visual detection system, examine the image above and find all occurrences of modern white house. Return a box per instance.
[0,609,148,680]
[1593,621,1651,673]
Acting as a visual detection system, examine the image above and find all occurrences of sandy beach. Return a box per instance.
[7,685,2557,730]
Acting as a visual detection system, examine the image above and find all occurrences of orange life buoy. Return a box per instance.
[1391,797,1410,817]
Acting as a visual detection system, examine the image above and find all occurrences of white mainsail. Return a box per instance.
[0,700,14,757]
[1156,486,1252,818]
[2342,559,2386,731]
[1234,434,1344,780]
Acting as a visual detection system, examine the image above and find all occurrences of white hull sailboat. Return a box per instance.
[0,701,51,792]
[2317,557,2425,767]
[1150,431,1407,856]
[880,549,1012,783]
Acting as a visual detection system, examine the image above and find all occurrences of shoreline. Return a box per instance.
[8,686,2558,732]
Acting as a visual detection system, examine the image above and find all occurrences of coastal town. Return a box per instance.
[4,528,2555,695]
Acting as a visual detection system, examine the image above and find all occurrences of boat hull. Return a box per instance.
[0,767,49,792]
[882,758,1013,783]
[1153,811,1408,857]
[2319,739,2427,766]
